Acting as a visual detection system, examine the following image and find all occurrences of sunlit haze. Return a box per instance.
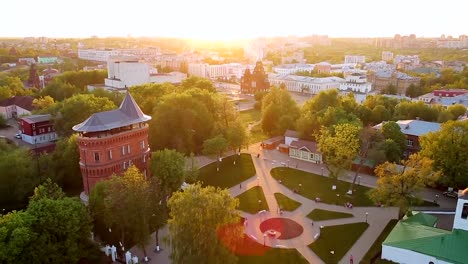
[2,0,467,39]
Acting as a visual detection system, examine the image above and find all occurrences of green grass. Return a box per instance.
[237,248,308,264]
[360,219,398,264]
[239,109,269,144]
[271,167,374,206]
[198,153,256,189]
[249,123,269,144]
[236,186,269,214]
[274,193,301,211]
[309,222,369,264]
[239,108,261,125]
[307,209,353,221]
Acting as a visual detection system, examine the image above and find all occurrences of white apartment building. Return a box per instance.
[339,73,372,93]
[382,51,394,62]
[78,48,161,62]
[105,57,151,89]
[268,73,344,94]
[344,55,366,64]
[188,63,254,80]
[78,49,121,62]
[273,64,315,75]
[393,55,420,65]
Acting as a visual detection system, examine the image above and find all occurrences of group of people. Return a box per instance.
[345,202,353,209]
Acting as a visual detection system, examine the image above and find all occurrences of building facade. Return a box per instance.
[344,55,365,64]
[37,56,58,64]
[368,70,421,94]
[0,96,34,119]
[240,61,270,94]
[268,73,344,94]
[273,64,314,75]
[382,51,394,62]
[19,114,58,144]
[339,73,372,93]
[73,93,151,197]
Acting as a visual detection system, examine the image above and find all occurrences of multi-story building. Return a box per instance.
[339,73,372,93]
[240,61,270,94]
[382,51,394,62]
[373,119,441,157]
[273,64,314,75]
[0,96,34,119]
[188,63,254,80]
[18,58,36,65]
[418,89,468,109]
[37,56,58,64]
[19,114,58,144]
[344,55,365,64]
[78,48,161,62]
[368,70,420,94]
[105,56,152,89]
[314,62,332,74]
[268,73,344,94]
[73,92,151,198]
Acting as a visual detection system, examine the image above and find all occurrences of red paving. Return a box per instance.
[260,218,303,239]
[217,222,270,256]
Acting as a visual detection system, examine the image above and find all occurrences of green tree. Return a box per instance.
[181,76,216,93]
[150,149,187,194]
[49,94,116,136]
[446,104,466,120]
[261,87,299,135]
[380,121,406,162]
[30,178,65,202]
[318,123,361,179]
[369,154,440,215]
[225,121,248,152]
[32,95,55,111]
[0,86,12,101]
[89,166,153,258]
[420,120,468,187]
[41,80,80,101]
[203,134,229,170]
[0,143,37,210]
[167,183,242,264]
[0,185,97,264]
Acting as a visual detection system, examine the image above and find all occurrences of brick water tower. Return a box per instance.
[73,92,151,201]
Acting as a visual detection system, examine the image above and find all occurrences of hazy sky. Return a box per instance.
[2,0,466,39]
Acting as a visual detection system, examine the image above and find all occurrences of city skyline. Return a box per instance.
[2,0,467,40]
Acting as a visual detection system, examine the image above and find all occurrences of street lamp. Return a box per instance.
[299,183,302,193]
[258,199,262,210]
[263,233,267,247]
[321,167,324,176]
[365,212,369,223]
[287,160,290,168]
[358,176,361,185]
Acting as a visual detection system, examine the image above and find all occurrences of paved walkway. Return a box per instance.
[129,142,455,263]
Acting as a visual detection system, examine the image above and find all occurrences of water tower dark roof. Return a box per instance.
[72,92,151,132]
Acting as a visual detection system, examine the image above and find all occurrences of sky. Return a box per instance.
[2,0,467,40]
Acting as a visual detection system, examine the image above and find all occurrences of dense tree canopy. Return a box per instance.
[369,154,440,215]
[318,123,362,179]
[168,183,242,264]
[0,182,97,264]
[420,120,468,188]
[47,94,116,136]
[261,87,300,136]
[150,149,187,195]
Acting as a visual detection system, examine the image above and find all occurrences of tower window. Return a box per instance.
[94,152,100,162]
[108,150,113,160]
[141,140,146,150]
[121,146,125,155]
[127,145,131,154]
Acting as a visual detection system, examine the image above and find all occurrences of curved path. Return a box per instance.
[228,147,399,264]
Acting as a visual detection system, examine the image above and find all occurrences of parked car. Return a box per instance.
[14,133,22,139]
[443,190,458,198]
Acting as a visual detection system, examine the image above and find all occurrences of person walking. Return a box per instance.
[349,254,354,264]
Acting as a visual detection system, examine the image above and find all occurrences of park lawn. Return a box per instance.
[308,222,369,264]
[236,186,269,214]
[249,123,269,144]
[271,167,374,206]
[361,219,398,264]
[237,248,309,264]
[239,108,261,125]
[199,153,256,189]
[307,209,353,221]
[274,193,301,211]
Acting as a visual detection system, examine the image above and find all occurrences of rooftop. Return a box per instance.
[21,114,52,124]
[72,92,151,132]
[0,96,34,111]
[289,139,319,153]
[373,120,441,137]
[383,213,468,263]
